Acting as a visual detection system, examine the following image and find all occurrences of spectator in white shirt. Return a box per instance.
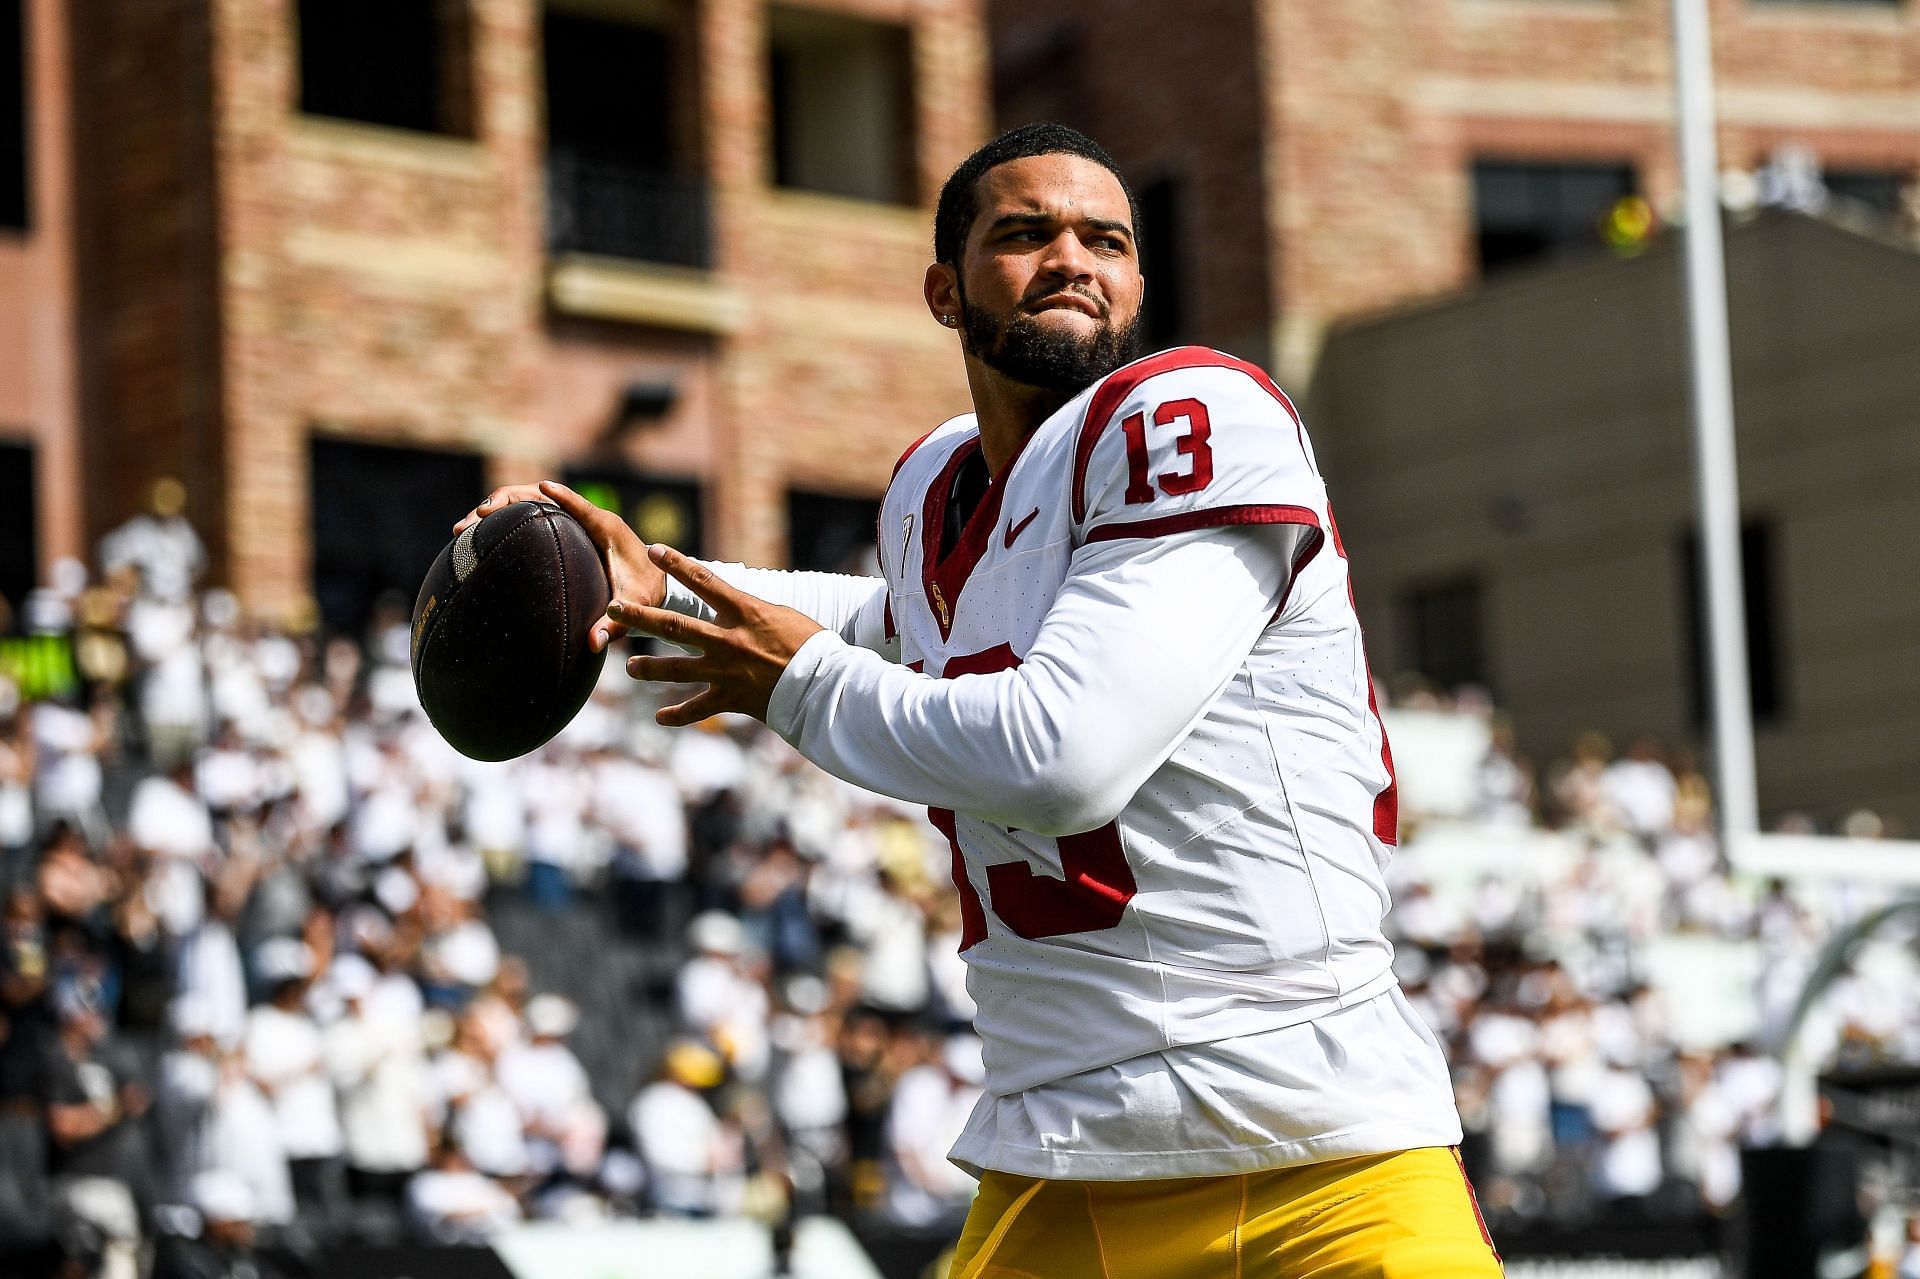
[174,895,248,1050]
[431,1014,531,1180]
[128,762,216,864]
[675,913,771,1082]
[1600,735,1678,841]
[883,1036,984,1229]
[596,745,690,940]
[324,956,430,1200]
[1588,1053,1663,1207]
[99,477,205,604]
[770,977,848,1178]
[32,699,109,845]
[406,1143,522,1244]
[629,1040,740,1217]
[494,995,604,1178]
[243,940,345,1222]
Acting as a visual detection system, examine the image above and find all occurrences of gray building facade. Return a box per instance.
[1312,212,1920,830]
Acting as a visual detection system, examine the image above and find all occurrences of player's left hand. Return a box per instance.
[613,545,825,727]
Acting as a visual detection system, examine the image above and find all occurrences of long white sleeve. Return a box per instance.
[663,562,895,656]
[765,525,1302,836]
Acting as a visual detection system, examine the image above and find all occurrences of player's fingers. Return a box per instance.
[648,544,738,614]
[453,483,543,533]
[656,688,726,729]
[536,481,609,535]
[586,618,630,653]
[611,602,722,651]
[622,653,708,684]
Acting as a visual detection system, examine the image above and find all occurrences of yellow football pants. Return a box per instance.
[949,1146,1503,1279]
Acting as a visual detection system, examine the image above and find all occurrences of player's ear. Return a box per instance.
[925,263,961,330]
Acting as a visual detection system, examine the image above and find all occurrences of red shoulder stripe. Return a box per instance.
[1070,347,1305,524]
[891,426,940,479]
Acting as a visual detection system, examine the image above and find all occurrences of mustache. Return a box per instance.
[1021,286,1107,317]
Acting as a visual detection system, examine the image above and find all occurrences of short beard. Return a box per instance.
[961,297,1142,394]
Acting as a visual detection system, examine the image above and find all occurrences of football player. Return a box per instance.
[460,124,1501,1277]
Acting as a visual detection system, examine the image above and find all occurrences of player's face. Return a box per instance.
[953,154,1144,392]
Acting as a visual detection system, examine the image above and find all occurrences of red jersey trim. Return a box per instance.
[1081,502,1321,544]
[1071,347,1306,525]
[1451,1146,1502,1262]
[1083,503,1327,621]
[918,429,1040,641]
[891,426,941,479]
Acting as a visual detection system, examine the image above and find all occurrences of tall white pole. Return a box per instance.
[1671,0,1760,844]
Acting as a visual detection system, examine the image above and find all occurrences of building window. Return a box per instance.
[296,0,473,137]
[788,491,880,574]
[310,438,485,637]
[0,440,34,616]
[1679,521,1784,727]
[543,3,709,268]
[768,8,916,204]
[1398,577,1489,693]
[1825,169,1907,216]
[1472,161,1637,274]
[561,469,705,561]
[1139,177,1187,350]
[1,0,26,231]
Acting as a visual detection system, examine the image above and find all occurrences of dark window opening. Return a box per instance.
[1679,521,1784,727]
[311,438,486,638]
[1140,177,1186,350]
[788,491,881,574]
[296,0,472,136]
[769,8,915,204]
[560,468,705,562]
[1473,161,1637,274]
[543,5,709,268]
[1,0,26,231]
[1824,169,1907,216]
[1398,577,1488,693]
[0,440,34,620]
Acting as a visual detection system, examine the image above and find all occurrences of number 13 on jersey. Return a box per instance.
[929,643,1137,951]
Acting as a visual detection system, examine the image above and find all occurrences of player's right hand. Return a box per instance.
[453,480,667,651]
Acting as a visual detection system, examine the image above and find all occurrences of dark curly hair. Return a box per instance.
[932,123,1141,268]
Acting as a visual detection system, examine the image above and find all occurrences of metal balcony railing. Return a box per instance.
[546,152,712,270]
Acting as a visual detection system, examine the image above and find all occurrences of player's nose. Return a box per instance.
[1037,229,1097,282]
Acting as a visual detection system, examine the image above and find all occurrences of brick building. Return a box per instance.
[1,0,985,628]
[990,0,1920,386]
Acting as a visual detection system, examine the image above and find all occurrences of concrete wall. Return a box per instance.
[1313,213,1920,829]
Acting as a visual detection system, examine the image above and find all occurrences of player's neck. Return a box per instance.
[964,359,1075,476]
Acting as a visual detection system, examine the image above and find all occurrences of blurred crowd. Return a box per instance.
[1,494,1916,1278]
[1383,681,1917,1242]
[0,494,996,1279]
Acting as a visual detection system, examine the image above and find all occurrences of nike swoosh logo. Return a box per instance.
[1004,508,1041,549]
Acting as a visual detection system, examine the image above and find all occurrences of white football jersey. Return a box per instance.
[852,346,1403,1095]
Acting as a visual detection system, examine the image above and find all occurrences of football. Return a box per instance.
[410,501,611,761]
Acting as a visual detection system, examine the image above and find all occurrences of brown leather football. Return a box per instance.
[410,501,610,761]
